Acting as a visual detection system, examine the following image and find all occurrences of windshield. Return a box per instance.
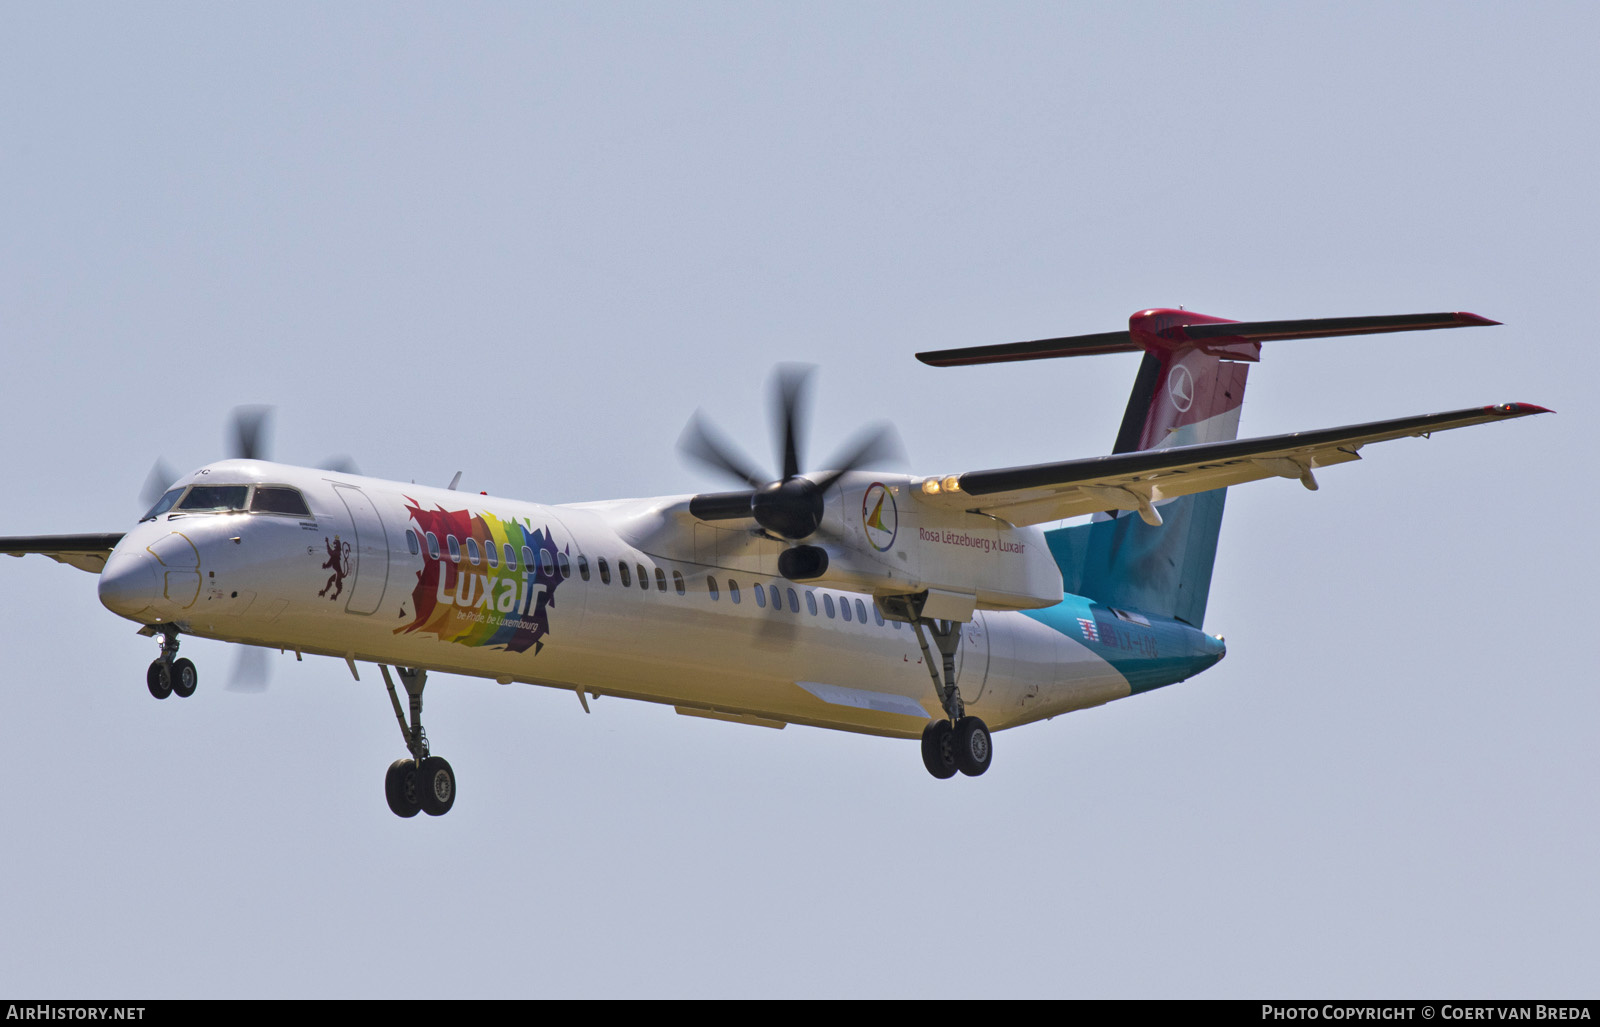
[140,488,184,522]
[175,485,250,512]
[250,486,311,516]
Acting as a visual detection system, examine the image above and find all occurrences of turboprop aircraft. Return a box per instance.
[0,307,1549,818]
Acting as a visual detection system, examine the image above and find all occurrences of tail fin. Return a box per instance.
[1050,309,1252,626]
[915,308,1501,627]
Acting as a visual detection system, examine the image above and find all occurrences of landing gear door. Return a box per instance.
[332,484,389,616]
[958,612,991,705]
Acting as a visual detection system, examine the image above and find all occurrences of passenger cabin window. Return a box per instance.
[250,486,311,516]
[637,564,648,590]
[542,550,556,577]
[447,536,461,563]
[805,592,817,616]
[729,580,741,604]
[425,532,441,559]
[754,583,766,608]
[578,555,591,581]
[598,558,611,585]
[176,485,249,512]
[557,552,570,578]
[485,541,499,568]
[405,530,420,556]
[673,570,685,596]
[619,562,631,587]
[465,538,481,565]
[786,587,798,612]
[520,546,534,572]
[856,599,868,624]
[141,488,184,522]
[826,594,837,619]
[654,567,667,592]
[707,576,719,600]
[503,544,516,570]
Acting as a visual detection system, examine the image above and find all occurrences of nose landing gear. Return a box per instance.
[144,625,197,700]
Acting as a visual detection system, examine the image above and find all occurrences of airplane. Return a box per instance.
[0,307,1549,818]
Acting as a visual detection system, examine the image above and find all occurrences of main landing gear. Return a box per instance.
[380,665,456,818]
[145,625,197,700]
[879,594,993,781]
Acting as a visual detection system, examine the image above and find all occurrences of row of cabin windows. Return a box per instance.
[581,556,686,595]
[721,579,889,626]
[402,528,897,628]
[404,529,571,579]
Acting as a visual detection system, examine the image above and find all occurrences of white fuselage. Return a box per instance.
[99,461,1144,738]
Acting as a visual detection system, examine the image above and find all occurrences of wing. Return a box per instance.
[0,533,126,573]
[916,403,1550,527]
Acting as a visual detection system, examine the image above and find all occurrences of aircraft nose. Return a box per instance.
[98,544,161,620]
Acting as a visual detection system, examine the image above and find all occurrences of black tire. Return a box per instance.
[920,719,958,780]
[146,660,173,700]
[420,756,456,816]
[171,658,197,698]
[385,758,422,818]
[954,716,992,777]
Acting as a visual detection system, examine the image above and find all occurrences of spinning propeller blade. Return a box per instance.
[229,405,273,461]
[680,366,905,543]
[227,645,272,693]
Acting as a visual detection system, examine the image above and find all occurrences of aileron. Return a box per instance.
[929,403,1549,527]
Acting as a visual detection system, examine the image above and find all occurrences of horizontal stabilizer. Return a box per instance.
[916,311,1499,367]
[916,331,1139,366]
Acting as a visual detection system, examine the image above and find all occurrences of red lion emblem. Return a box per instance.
[318,535,353,600]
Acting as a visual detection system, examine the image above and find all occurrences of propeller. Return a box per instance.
[227,645,272,693]
[680,364,904,543]
[138,406,362,512]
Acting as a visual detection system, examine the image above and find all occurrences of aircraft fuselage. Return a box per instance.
[98,460,1225,739]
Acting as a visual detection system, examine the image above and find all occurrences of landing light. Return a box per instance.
[922,478,941,495]
[941,476,961,494]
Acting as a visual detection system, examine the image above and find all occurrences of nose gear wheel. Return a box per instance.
[145,625,197,700]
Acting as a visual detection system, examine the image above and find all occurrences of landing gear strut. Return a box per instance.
[145,625,197,700]
[380,665,456,818]
[880,594,993,780]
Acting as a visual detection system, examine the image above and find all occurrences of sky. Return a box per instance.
[1,1,1595,999]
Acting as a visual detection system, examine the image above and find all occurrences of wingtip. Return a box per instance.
[1489,402,1553,415]
[1457,312,1502,327]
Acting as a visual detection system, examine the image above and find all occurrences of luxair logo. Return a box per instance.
[1168,364,1194,412]
[862,482,897,552]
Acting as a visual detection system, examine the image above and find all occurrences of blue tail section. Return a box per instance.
[1045,489,1227,628]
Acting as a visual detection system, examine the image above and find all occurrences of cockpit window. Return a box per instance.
[140,488,184,522]
[175,485,250,512]
[250,486,311,516]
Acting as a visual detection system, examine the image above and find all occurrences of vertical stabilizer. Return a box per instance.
[1049,309,1254,627]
